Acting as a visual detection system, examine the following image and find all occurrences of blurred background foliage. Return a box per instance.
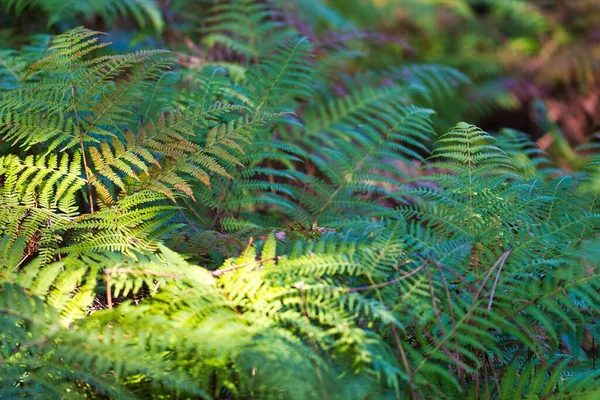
[1,0,598,165]
[309,0,600,148]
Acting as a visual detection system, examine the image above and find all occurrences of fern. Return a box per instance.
[247,36,314,112]
[0,49,28,91]
[0,0,163,31]
[202,0,289,59]
[1,8,599,400]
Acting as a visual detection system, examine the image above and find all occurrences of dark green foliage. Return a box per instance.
[0,0,163,31]
[0,1,599,399]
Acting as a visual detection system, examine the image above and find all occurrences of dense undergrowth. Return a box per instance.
[0,1,599,399]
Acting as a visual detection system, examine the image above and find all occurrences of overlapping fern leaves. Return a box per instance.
[201,0,289,59]
[0,8,599,400]
[1,241,332,399]
[0,27,259,259]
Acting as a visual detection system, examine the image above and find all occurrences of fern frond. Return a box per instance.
[247,36,314,112]
[60,191,177,256]
[0,152,84,214]
[202,0,288,58]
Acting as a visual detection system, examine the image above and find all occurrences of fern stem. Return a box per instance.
[77,128,95,213]
[433,259,463,384]
[256,37,307,110]
[390,325,417,399]
[293,181,308,225]
[69,68,94,212]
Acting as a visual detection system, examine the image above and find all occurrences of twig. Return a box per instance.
[345,261,427,292]
[105,268,180,278]
[106,273,112,309]
[475,250,512,309]
[211,257,278,277]
[416,249,513,373]
[487,249,511,311]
